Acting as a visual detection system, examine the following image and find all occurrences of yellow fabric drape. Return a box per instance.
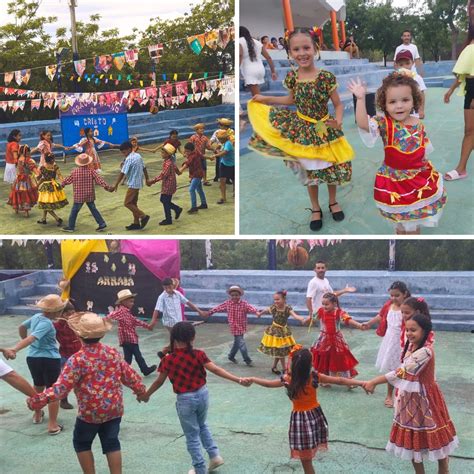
[60,240,108,299]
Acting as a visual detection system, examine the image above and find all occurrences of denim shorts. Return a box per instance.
[73,417,122,454]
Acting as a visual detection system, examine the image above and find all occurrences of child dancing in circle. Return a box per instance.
[257,290,305,374]
[364,313,458,473]
[400,296,434,351]
[251,347,367,474]
[349,73,447,234]
[248,27,355,231]
[306,293,363,386]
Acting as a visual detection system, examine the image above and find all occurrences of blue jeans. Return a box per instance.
[68,201,105,230]
[189,178,207,208]
[229,335,251,363]
[176,386,219,474]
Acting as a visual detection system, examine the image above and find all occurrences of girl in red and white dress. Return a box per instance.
[31,130,67,166]
[364,313,458,473]
[400,296,435,352]
[349,72,447,235]
[305,292,364,385]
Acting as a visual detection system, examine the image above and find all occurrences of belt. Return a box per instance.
[296,111,329,124]
[272,322,287,328]
[296,111,330,138]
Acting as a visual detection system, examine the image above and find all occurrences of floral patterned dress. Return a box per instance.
[247,70,355,186]
[37,164,68,210]
[258,304,297,357]
[8,157,38,213]
[360,115,447,231]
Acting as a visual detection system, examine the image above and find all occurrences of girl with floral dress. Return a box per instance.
[248,28,355,232]
[31,130,67,166]
[8,145,39,216]
[305,293,364,387]
[349,72,447,234]
[257,290,305,374]
[37,153,68,226]
[364,313,458,473]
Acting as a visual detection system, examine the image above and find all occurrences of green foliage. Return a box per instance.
[0,241,61,269]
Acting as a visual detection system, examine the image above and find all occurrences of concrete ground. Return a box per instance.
[0,316,473,474]
[240,88,474,235]
[0,143,234,235]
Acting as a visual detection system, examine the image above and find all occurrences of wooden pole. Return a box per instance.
[282,0,294,32]
[330,10,340,51]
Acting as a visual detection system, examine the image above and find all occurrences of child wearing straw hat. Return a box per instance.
[5,294,67,434]
[189,123,215,186]
[27,312,146,474]
[210,118,234,182]
[211,130,234,205]
[204,286,259,366]
[61,153,114,232]
[106,289,157,376]
[147,144,183,226]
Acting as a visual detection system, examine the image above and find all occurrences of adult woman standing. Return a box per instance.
[4,129,21,184]
[239,26,278,96]
[443,22,474,181]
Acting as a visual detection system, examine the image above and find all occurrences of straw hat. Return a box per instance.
[217,118,233,126]
[68,312,112,339]
[215,129,229,139]
[192,123,206,130]
[75,153,93,167]
[227,285,244,296]
[34,294,68,313]
[163,143,176,155]
[115,289,137,304]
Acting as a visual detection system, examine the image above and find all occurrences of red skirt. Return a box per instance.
[311,331,358,377]
[8,176,38,212]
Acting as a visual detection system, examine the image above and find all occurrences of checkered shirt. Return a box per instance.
[207,299,258,335]
[184,151,204,179]
[122,152,145,189]
[53,319,82,358]
[158,348,210,393]
[105,305,152,345]
[150,159,178,195]
[61,166,110,203]
[189,133,212,155]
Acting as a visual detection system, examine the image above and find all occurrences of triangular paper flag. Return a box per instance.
[148,44,163,62]
[31,99,42,110]
[218,28,230,49]
[125,49,139,68]
[14,71,23,86]
[205,30,219,50]
[187,35,205,54]
[112,52,126,71]
[74,59,86,77]
[4,72,14,85]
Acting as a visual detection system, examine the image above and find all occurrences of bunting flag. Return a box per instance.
[159,84,173,98]
[31,99,42,110]
[73,59,86,77]
[205,30,219,50]
[187,34,206,54]
[0,101,7,111]
[125,49,139,68]
[112,52,126,71]
[15,69,31,86]
[4,72,14,85]
[148,44,163,62]
[175,81,188,97]
[45,65,57,81]
[218,27,231,49]
[95,55,113,73]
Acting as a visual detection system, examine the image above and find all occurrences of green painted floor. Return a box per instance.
[1,316,473,473]
[0,143,235,235]
[240,88,474,235]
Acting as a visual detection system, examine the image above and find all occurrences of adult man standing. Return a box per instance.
[306,260,356,316]
[394,30,424,76]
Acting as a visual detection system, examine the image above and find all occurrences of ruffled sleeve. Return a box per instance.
[283,71,296,91]
[358,116,384,148]
[422,124,434,155]
[339,309,352,325]
[385,346,432,392]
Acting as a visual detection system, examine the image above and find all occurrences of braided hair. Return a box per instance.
[239,26,257,62]
[170,321,195,354]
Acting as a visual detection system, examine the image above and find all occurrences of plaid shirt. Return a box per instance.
[208,299,258,335]
[189,134,212,155]
[62,166,110,203]
[28,343,146,424]
[53,319,82,358]
[150,159,178,195]
[184,151,204,179]
[105,305,152,345]
[158,348,210,393]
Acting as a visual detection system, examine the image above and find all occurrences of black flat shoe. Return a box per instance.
[329,202,345,221]
[175,207,183,220]
[306,208,323,231]
[56,218,63,226]
[159,220,172,226]
[37,219,47,225]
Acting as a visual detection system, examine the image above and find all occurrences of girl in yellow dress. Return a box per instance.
[248,28,355,231]
[37,153,68,226]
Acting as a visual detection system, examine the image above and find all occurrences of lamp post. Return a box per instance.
[267,239,277,270]
[389,240,396,271]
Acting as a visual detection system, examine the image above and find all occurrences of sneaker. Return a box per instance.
[187,207,199,214]
[62,227,74,232]
[143,365,157,376]
[245,360,254,367]
[159,220,172,226]
[125,223,141,230]
[175,207,183,220]
[140,215,150,229]
[227,356,238,364]
[208,455,224,471]
[197,204,208,209]
[96,224,107,231]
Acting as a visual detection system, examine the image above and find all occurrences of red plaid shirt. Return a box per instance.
[158,348,210,393]
[28,343,146,423]
[53,319,82,358]
[184,151,204,179]
[208,299,258,335]
[150,159,178,195]
[189,134,212,155]
[105,305,152,345]
[61,166,110,203]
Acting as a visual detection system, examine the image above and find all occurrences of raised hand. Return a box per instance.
[345,285,357,293]
[347,78,367,100]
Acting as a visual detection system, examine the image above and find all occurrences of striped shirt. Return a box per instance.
[122,152,145,189]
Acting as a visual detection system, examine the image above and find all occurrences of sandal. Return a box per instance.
[48,424,64,436]
[33,410,44,424]
[271,368,281,375]
[37,219,47,225]
[444,169,468,181]
[306,208,323,231]
[217,199,226,204]
[384,398,394,408]
[329,202,345,221]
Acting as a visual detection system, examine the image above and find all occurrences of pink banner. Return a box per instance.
[120,240,180,280]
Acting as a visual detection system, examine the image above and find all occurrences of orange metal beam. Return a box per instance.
[330,10,340,51]
[340,20,346,44]
[282,0,294,32]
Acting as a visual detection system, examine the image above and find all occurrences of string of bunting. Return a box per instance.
[0,75,234,113]
[1,26,234,87]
